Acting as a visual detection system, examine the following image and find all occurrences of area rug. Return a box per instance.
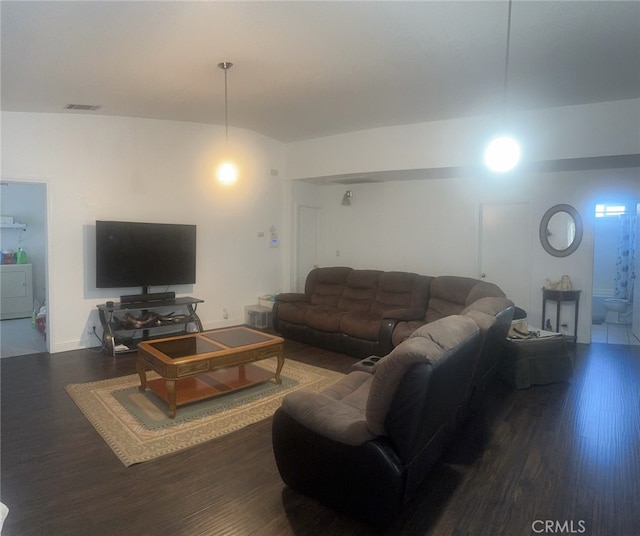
[65,358,344,467]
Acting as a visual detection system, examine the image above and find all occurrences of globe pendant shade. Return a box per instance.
[484,136,521,173]
[217,162,238,185]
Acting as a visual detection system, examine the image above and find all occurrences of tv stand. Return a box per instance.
[120,291,176,304]
[97,297,204,356]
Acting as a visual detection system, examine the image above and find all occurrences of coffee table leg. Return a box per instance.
[275,354,284,385]
[166,380,177,418]
[136,361,147,392]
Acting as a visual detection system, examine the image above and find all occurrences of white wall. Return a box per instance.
[3,99,639,351]
[287,99,640,178]
[1,112,287,353]
[286,100,640,343]
[290,168,639,343]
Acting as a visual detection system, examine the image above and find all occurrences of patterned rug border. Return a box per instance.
[65,358,344,466]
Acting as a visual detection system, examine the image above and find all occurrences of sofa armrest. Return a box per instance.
[276,292,309,303]
[382,307,426,321]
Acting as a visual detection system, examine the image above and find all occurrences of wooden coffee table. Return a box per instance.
[136,326,285,418]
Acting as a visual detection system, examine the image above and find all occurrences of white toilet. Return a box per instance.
[604,298,632,324]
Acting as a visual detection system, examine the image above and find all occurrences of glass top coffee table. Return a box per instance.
[136,326,285,418]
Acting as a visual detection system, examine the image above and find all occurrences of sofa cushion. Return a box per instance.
[337,270,382,312]
[426,276,505,323]
[276,302,315,325]
[466,281,506,305]
[371,272,432,316]
[462,296,513,317]
[339,311,382,341]
[281,371,376,445]
[463,309,496,333]
[307,267,353,307]
[305,306,344,332]
[366,315,479,436]
[391,320,426,347]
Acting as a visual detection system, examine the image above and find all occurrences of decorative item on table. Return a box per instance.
[120,311,185,329]
[1,250,15,264]
[15,247,27,264]
[544,275,572,291]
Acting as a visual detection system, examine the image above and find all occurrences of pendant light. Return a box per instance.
[484,0,521,173]
[216,61,238,185]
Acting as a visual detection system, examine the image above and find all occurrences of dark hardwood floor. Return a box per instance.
[1,340,639,535]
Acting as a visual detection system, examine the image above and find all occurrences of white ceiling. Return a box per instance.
[2,1,639,143]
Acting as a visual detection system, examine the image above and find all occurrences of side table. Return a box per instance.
[541,288,581,343]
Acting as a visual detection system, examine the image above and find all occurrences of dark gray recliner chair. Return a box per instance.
[272,315,483,526]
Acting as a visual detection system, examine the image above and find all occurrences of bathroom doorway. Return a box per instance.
[0,180,49,357]
[591,201,639,345]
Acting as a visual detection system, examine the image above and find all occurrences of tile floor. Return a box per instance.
[591,322,640,345]
[0,317,47,358]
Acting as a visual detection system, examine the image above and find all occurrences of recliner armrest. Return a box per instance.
[276,292,309,303]
[350,355,384,373]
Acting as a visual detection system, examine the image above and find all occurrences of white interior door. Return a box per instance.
[295,205,320,292]
[479,202,531,315]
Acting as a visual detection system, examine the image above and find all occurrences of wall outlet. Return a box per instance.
[223,308,229,320]
[87,325,96,335]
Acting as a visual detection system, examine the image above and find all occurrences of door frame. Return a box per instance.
[0,177,50,353]
[294,204,320,293]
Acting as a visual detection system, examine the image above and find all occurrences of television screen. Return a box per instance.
[96,221,196,289]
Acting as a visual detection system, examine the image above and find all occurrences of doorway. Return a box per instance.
[0,180,49,357]
[591,201,639,345]
[295,205,320,293]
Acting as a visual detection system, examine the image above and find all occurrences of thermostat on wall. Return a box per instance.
[269,225,279,248]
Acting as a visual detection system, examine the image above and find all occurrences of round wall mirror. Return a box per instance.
[539,204,583,257]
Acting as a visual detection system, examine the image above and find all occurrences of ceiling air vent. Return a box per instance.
[64,103,102,111]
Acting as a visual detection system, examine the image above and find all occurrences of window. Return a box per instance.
[595,204,628,218]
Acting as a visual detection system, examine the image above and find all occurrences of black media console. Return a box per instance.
[96,296,204,356]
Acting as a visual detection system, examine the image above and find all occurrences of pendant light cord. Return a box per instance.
[224,66,229,145]
[502,0,513,122]
[218,61,233,147]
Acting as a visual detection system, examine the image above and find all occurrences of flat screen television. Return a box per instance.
[96,220,196,290]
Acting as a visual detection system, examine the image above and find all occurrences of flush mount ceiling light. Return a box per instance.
[484,0,521,173]
[216,61,238,185]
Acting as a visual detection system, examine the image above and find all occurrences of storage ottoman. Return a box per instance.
[500,336,573,389]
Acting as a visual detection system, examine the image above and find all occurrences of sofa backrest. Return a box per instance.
[337,270,383,312]
[305,267,353,307]
[309,269,433,315]
[462,296,515,389]
[370,272,433,316]
[365,315,480,462]
[426,276,505,323]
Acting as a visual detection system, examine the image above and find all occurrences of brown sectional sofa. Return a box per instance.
[272,300,515,525]
[273,266,508,358]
